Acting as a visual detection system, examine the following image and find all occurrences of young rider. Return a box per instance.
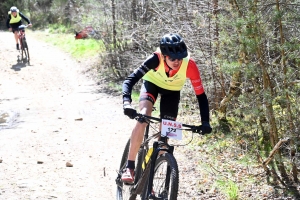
[121,33,212,183]
[6,6,32,50]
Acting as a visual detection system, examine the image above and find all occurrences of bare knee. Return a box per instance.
[139,100,153,116]
[132,120,148,134]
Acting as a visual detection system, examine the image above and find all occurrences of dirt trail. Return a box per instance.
[0,30,213,200]
[0,30,136,199]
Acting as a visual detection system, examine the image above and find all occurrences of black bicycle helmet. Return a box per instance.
[159,33,188,59]
[10,6,18,12]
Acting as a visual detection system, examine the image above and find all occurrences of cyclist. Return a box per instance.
[121,33,212,184]
[6,6,32,50]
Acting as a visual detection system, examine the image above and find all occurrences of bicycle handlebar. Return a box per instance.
[133,113,204,134]
[18,25,31,31]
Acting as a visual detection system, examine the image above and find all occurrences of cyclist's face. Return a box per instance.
[165,56,183,69]
[11,12,17,17]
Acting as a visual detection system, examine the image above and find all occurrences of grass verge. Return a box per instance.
[27,29,105,59]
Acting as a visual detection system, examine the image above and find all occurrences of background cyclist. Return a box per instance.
[121,33,212,184]
[6,6,32,50]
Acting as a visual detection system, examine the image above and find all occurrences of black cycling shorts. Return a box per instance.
[139,80,180,121]
[9,22,22,33]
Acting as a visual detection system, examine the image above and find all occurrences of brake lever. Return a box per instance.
[135,114,150,124]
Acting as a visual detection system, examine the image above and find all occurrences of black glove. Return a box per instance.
[192,126,202,133]
[123,104,137,119]
[201,121,212,134]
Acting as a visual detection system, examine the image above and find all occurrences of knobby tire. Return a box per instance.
[116,139,136,200]
[21,38,30,63]
[141,153,179,200]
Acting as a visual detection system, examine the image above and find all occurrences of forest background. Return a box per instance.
[1,0,300,199]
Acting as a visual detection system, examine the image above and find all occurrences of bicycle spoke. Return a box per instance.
[153,161,170,199]
[117,184,133,200]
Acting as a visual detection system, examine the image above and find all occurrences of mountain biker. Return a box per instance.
[121,33,212,184]
[6,6,32,50]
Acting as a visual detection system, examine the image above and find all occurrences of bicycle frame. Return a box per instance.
[131,114,199,199]
[17,25,30,63]
[116,113,202,200]
[130,123,173,196]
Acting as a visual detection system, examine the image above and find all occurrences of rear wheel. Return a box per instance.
[116,139,137,200]
[141,153,179,200]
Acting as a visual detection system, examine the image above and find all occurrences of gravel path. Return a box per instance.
[0,30,136,199]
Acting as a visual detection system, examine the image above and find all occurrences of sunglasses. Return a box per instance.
[167,57,183,62]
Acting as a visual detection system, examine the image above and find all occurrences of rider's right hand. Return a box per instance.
[123,104,137,119]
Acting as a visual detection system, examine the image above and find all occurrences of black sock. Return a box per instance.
[126,160,135,169]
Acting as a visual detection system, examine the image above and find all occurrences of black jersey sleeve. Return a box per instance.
[122,53,160,103]
[19,12,31,24]
[196,93,210,122]
[6,14,11,28]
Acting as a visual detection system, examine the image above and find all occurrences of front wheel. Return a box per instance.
[21,38,30,63]
[141,153,179,200]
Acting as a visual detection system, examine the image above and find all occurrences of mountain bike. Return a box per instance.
[18,25,30,64]
[115,113,205,200]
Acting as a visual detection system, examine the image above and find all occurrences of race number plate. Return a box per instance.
[161,119,182,140]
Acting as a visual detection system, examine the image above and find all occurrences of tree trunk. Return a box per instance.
[255,19,289,184]
[276,0,298,183]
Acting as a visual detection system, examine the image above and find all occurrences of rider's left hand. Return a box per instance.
[28,24,32,27]
[201,121,212,134]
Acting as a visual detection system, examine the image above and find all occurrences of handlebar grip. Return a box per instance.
[192,125,202,134]
[132,112,138,119]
